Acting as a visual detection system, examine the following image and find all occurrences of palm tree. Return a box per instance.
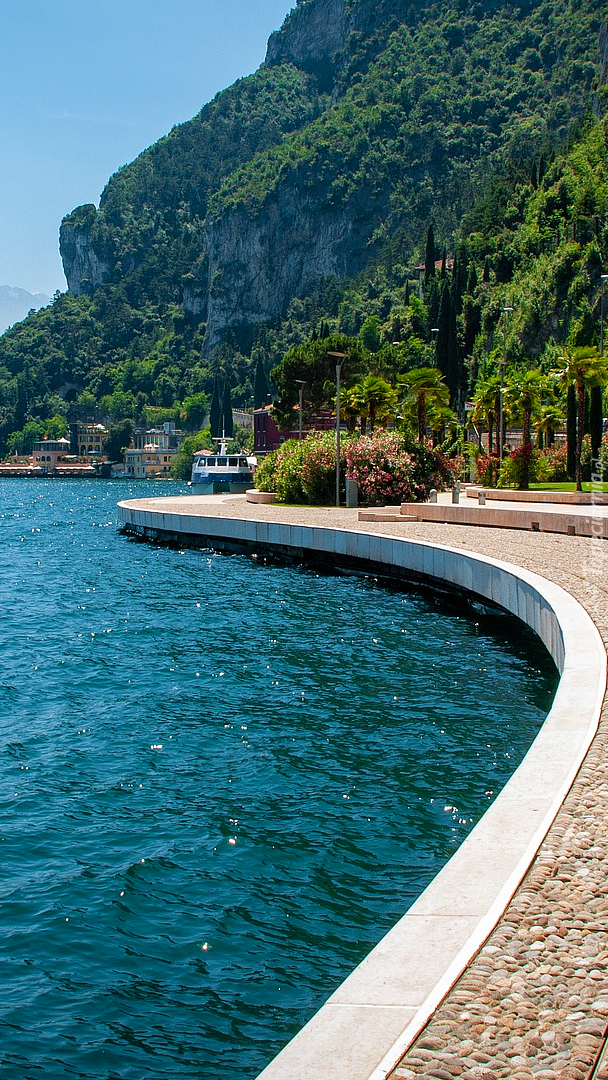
[555,346,608,490]
[535,403,563,448]
[503,368,546,488]
[399,367,451,442]
[342,375,397,434]
[471,374,501,453]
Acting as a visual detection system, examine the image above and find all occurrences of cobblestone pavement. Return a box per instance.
[123,497,608,1079]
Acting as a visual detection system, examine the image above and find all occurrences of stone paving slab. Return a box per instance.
[117,494,608,1079]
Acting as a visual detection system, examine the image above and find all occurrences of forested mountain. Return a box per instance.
[0,0,606,452]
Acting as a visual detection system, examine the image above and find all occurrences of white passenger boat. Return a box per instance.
[189,437,254,494]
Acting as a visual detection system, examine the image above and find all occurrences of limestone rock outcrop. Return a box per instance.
[265,0,348,68]
[59,206,110,296]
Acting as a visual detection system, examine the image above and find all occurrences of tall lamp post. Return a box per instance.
[295,379,306,439]
[328,351,347,507]
[600,275,608,355]
[499,304,513,460]
[430,327,439,367]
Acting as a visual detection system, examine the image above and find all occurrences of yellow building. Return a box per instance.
[124,444,177,478]
[69,422,107,457]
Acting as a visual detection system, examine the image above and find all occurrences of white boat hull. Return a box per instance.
[188,479,252,495]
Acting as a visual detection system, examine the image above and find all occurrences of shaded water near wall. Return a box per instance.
[0,480,557,1079]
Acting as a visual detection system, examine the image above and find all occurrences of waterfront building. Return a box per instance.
[123,422,185,478]
[253,405,337,454]
[131,422,185,453]
[32,437,72,467]
[69,422,107,457]
[124,444,178,478]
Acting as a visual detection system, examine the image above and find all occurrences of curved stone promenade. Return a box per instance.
[118,495,608,1080]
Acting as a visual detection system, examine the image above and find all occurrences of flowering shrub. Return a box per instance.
[255,434,336,503]
[254,430,449,505]
[443,453,469,483]
[475,452,501,487]
[598,433,608,481]
[536,442,569,482]
[498,443,540,488]
[348,432,450,504]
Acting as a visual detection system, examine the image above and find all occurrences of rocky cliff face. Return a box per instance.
[265,0,349,67]
[201,174,387,350]
[59,207,111,295]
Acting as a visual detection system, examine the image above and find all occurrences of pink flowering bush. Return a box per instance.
[475,452,501,487]
[346,432,445,505]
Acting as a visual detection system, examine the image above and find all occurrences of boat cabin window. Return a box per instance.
[229,457,239,467]
[207,457,216,466]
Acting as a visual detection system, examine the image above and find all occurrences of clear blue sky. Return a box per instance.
[0,0,295,296]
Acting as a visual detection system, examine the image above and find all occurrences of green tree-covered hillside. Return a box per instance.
[0,0,606,453]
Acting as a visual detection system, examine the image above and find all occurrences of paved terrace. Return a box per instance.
[118,492,608,1080]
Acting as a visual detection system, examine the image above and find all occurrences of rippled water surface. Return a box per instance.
[0,480,557,1079]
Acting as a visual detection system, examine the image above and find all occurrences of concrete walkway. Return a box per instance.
[119,493,608,1080]
[358,490,608,538]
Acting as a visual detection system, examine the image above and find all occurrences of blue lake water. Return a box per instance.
[0,479,557,1079]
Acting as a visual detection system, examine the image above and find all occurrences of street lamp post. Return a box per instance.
[328,351,347,507]
[600,275,608,355]
[499,304,513,460]
[430,327,439,367]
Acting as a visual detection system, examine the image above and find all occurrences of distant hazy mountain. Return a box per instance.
[0,286,50,333]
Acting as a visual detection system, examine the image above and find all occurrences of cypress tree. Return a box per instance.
[447,292,460,406]
[583,388,592,435]
[424,224,436,284]
[482,256,491,284]
[436,281,451,384]
[463,295,481,360]
[209,376,222,438]
[590,384,603,461]
[454,246,468,311]
[253,356,270,409]
[427,277,441,336]
[222,381,234,438]
[566,385,577,480]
